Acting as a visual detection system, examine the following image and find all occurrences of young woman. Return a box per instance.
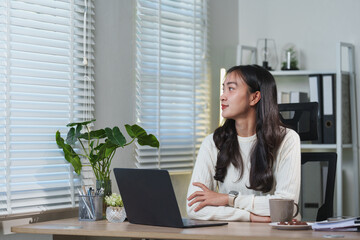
[186,65,301,222]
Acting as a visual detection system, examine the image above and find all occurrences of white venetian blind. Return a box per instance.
[0,0,95,216]
[135,0,210,172]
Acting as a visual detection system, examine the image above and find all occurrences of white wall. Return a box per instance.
[238,0,360,216]
[209,0,239,131]
[94,0,136,188]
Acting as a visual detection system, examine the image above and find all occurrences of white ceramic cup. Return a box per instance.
[269,198,299,222]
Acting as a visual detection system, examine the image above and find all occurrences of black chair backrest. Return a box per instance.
[301,152,337,221]
[278,102,319,141]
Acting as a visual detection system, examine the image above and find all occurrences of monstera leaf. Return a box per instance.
[125,124,159,148]
[66,119,96,127]
[105,127,126,147]
[137,134,159,148]
[79,129,107,140]
[56,131,82,175]
[66,125,82,145]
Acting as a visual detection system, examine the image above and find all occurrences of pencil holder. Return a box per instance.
[78,195,103,221]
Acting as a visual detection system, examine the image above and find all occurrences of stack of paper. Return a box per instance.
[312,217,360,232]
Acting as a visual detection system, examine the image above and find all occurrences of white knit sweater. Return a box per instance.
[186,128,301,221]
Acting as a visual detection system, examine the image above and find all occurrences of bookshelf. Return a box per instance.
[272,42,359,217]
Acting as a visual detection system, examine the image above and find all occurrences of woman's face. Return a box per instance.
[220,72,253,120]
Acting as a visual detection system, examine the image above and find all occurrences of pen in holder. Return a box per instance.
[78,195,103,221]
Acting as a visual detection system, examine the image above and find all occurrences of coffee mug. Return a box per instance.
[269,198,299,222]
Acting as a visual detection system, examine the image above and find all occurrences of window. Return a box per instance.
[135,0,210,171]
[0,0,95,217]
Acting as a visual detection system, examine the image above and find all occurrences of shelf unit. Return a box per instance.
[272,42,359,217]
[336,42,359,217]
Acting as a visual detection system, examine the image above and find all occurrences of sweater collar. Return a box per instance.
[237,133,257,142]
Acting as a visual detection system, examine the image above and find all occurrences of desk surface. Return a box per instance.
[12,217,360,240]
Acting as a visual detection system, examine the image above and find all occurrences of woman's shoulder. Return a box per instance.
[202,133,215,146]
[280,127,301,145]
[281,126,298,137]
[198,133,219,151]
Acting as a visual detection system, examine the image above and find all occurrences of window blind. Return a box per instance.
[0,0,95,216]
[135,0,210,172]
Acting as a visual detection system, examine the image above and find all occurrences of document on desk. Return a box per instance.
[312,217,360,231]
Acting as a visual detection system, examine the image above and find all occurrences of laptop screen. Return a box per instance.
[113,168,184,227]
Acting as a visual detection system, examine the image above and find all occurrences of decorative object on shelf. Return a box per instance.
[281,44,299,70]
[256,38,278,70]
[105,193,126,223]
[237,45,257,65]
[55,119,160,197]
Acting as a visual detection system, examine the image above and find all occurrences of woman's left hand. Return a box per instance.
[250,213,271,223]
[187,182,228,212]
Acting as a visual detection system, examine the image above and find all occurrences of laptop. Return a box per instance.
[113,168,228,228]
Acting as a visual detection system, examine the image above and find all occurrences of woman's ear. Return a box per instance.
[250,91,261,106]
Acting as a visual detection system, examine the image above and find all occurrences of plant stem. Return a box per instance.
[106,151,115,178]
[123,137,136,147]
[78,139,89,157]
[86,125,91,150]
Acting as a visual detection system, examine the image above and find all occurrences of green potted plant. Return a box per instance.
[55,119,159,196]
[281,47,299,70]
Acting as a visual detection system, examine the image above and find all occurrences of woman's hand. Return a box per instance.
[250,213,271,223]
[187,182,228,212]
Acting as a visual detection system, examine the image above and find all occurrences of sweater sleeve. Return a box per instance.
[186,135,251,221]
[233,129,301,216]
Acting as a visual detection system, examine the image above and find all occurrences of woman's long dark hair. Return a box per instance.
[213,65,285,193]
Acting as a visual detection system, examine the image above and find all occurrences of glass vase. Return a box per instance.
[106,206,126,223]
[96,179,112,218]
[96,179,112,196]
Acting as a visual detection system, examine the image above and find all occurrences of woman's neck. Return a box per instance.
[234,112,257,137]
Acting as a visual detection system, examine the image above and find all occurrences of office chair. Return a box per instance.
[278,102,319,141]
[279,102,337,221]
